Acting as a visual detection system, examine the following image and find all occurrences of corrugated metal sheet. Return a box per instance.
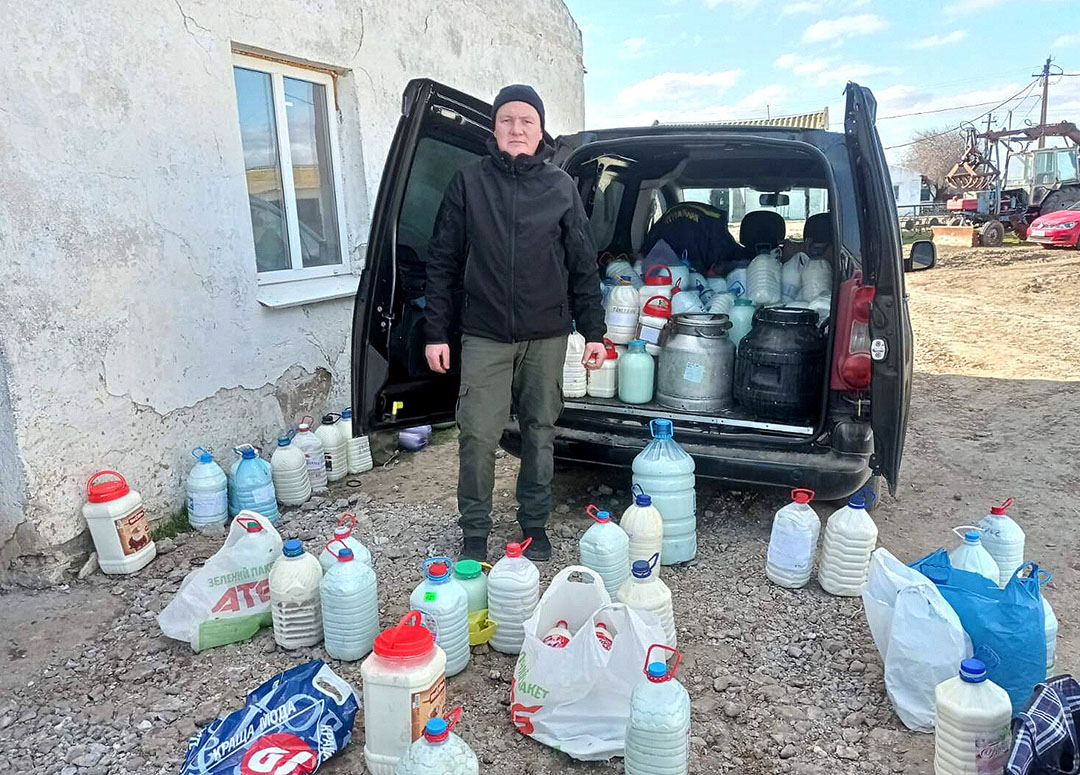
[659,108,830,131]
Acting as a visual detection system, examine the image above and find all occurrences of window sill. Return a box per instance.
[256,273,360,309]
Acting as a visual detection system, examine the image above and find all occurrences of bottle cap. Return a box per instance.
[283,538,303,557]
[959,658,987,683]
[650,418,673,439]
[241,448,257,460]
[990,497,1014,516]
[423,557,453,582]
[790,488,815,505]
[631,560,653,579]
[337,547,354,562]
[423,717,449,743]
[192,447,213,463]
[373,611,435,659]
[277,436,291,447]
[322,414,336,424]
[735,297,755,307]
[505,537,533,558]
[964,530,981,544]
[341,408,353,420]
[647,662,668,679]
[633,483,652,507]
[586,504,611,523]
[454,559,483,579]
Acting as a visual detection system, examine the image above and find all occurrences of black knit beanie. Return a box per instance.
[492,84,545,131]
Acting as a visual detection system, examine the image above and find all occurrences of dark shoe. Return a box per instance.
[461,536,488,562]
[522,528,552,561]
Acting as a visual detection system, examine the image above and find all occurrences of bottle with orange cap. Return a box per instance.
[409,557,471,677]
[487,538,541,655]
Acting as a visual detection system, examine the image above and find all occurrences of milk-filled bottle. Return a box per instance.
[487,539,540,655]
[269,538,323,649]
[624,645,690,775]
[579,505,631,599]
[621,484,664,570]
[817,489,878,596]
[766,489,820,588]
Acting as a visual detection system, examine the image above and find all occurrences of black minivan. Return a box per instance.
[352,79,935,501]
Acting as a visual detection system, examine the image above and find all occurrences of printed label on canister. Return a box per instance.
[187,490,227,518]
[114,506,151,556]
[410,676,447,740]
[682,361,705,384]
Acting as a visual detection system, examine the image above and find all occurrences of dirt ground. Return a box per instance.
[1,243,1078,774]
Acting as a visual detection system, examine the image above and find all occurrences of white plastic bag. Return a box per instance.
[509,566,667,760]
[159,511,282,652]
[862,548,972,732]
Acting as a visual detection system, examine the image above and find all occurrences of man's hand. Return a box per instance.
[426,344,451,373]
[582,341,606,371]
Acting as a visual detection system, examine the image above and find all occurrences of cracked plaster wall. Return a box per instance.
[0,0,584,581]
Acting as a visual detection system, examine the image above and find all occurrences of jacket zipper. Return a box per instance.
[509,166,518,342]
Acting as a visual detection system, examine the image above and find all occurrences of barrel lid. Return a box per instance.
[756,306,818,326]
[86,471,130,503]
[454,559,483,579]
[373,611,435,658]
[990,497,1014,516]
[283,538,303,557]
[959,658,987,683]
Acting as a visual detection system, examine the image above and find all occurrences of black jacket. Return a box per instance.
[425,138,605,345]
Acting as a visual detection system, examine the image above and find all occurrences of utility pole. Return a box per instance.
[1036,56,1052,148]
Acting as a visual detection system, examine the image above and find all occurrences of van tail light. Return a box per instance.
[831,273,876,392]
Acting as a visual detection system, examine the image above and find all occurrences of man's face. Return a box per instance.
[494,101,542,157]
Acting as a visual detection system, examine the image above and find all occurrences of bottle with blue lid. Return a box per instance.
[393,707,479,775]
[269,538,323,649]
[321,541,379,661]
[186,447,228,532]
[270,434,312,507]
[947,526,999,583]
[933,658,1012,775]
[817,487,879,596]
[232,446,279,524]
[409,557,470,677]
[620,484,664,570]
[579,504,631,599]
[624,644,690,775]
[617,554,676,651]
[632,419,696,564]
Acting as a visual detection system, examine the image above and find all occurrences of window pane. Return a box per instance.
[284,78,341,268]
[234,67,290,273]
[1056,151,1077,182]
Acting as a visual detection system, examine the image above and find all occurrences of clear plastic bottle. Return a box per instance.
[232,447,279,524]
[487,539,541,655]
[294,416,329,493]
[746,247,782,306]
[563,329,588,399]
[781,252,808,301]
[621,484,665,571]
[624,645,690,775]
[1044,593,1058,676]
[817,489,878,596]
[800,257,833,301]
[618,339,655,405]
[393,707,479,775]
[316,413,349,483]
[321,543,379,661]
[319,513,372,571]
[452,559,488,613]
[728,298,756,350]
[269,538,323,649]
[270,435,312,507]
[976,497,1025,588]
[579,505,631,599]
[186,447,228,532]
[766,489,820,589]
[409,558,471,677]
[947,527,1000,584]
[632,419,696,565]
[617,554,676,651]
[706,291,735,317]
[933,658,1012,775]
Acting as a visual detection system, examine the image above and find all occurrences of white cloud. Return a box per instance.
[589,79,791,128]
[907,30,968,49]
[943,0,1005,17]
[775,52,893,85]
[782,1,822,13]
[1053,33,1080,48]
[619,37,650,59]
[616,70,742,107]
[803,13,887,43]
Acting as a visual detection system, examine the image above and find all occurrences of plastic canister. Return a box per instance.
[409,558,471,677]
[270,435,313,507]
[817,489,878,596]
[453,559,488,613]
[594,622,615,651]
[933,658,1012,775]
[393,707,479,775]
[617,554,676,650]
[947,527,1000,584]
[321,543,379,661]
[487,539,541,655]
[624,645,690,775]
[361,611,447,775]
[186,447,228,531]
[587,339,619,399]
[706,291,735,317]
[605,279,641,344]
[621,484,665,570]
[82,471,156,574]
[579,505,632,599]
[316,413,349,483]
[542,619,573,648]
[781,252,808,301]
[319,513,372,570]
[669,285,704,316]
[232,447,279,524]
[639,264,674,312]
[632,419,696,565]
[618,339,655,405]
[728,298,756,349]
[746,248,782,306]
[342,407,374,475]
[294,416,329,492]
[976,497,1025,588]
[765,489,820,589]
[800,258,832,301]
[726,264,749,298]
[563,329,588,399]
[605,255,643,289]
[637,296,672,357]
[268,538,323,649]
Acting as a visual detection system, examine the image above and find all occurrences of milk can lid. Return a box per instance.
[283,538,303,557]
[374,611,435,658]
[960,658,987,682]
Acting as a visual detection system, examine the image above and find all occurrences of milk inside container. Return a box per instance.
[746,247,782,306]
[947,527,1000,584]
[605,278,641,344]
[624,645,690,775]
[933,658,1012,775]
[617,554,676,650]
[976,497,1025,588]
[186,447,228,532]
[766,489,820,588]
[82,471,156,574]
[361,611,447,775]
[319,512,372,570]
[817,489,878,597]
[637,296,672,357]
[621,484,665,570]
[341,408,375,474]
[563,329,588,399]
[270,435,313,507]
[727,264,749,298]
[728,298,756,349]
[321,543,380,661]
[669,285,704,315]
[316,413,349,482]
[393,707,479,775]
[409,557,471,677]
[294,416,329,492]
[587,340,619,399]
[268,538,323,649]
[800,257,833,301]
[232,447,279,524]
[632,419,696,565]
[453,559,488,613]
[579,505,631,599]
[618,339,655,405]
[487,539,541,655]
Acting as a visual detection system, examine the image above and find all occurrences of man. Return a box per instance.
[424,84,606,562]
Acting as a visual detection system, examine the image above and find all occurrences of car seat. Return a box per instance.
[803,212,833,247]
[739,210,786,256]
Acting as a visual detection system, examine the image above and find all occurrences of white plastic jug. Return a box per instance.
[294,416,329,492]
[766,489,821,589]
[341,407,374,475]
[587,340,619,399]
[976,497,1025,588]
[728,298,756,349]
[726,265,748,298]
[669,285,704,315]
[270,435,313,507]
[315,413,349,483]
[232,447,279,524]
[807,294,832,324]
[605,279,640,344]
[639,264,674,313]
[624,645,690,775]
[82,471,156,574]
[621,484,665,571]
[605,256,643,289]
[409,557,471,678]
[393,707,479,775]
[706,291,735,317]
[637,296,671,357]
[947,527,999,584]
[817,489,878,597]
[487,539,541,655]
[781,252,808,301]
[321,542,379,660]
[617,554,676,650]
[579,505,632,599]
[186,447,228,531]
[269,538,323,649]
[563,329,588,399]
[746,248,782,306]
[362,611,447,775]
[933,658,1012,775]
[632,419,696,565]
[800,258,832,301]
[319,513,372,570]
[452,559,488,612]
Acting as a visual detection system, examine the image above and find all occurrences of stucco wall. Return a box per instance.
[0,0,584,583]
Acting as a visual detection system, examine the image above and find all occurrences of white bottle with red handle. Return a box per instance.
[542,619,573,648]
[82,471,156,574]
[638,264,674,313]
[586,339,619,398]
[579,504,631,599]
[765,489,820,589]
[487,539,541,655]
[975,497,1025,588]
[393,706,479,775]
[638,295,672,357]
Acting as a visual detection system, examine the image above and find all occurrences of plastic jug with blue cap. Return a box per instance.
[617,553,676,650]
[393,707,479,775]
[618,339,655,404]
[817,487,879,596]
[319,512,372,571]
[976,496,1025,588]
[270,434,312,507]
[621,484,665,570]
[321,540,379,661]
[268,538,323,649]
[766,489,820,589]
[624,645,690,775]
[947,526,999,584]
[933,658,1012,775]
[579,504,631,598]
[409,557,470,677]
[185,447,228,532]
[632,419,696,564]
[232,446,279,524]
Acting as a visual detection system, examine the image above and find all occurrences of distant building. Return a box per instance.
[889,165,933,216]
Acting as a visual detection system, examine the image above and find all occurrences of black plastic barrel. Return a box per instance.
[734,307,826,421]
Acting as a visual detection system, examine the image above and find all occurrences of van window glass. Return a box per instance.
[589,178,624,251]
[681,187,829,240]
[398,137,482,257]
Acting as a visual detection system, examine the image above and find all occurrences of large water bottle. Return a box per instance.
[315,413,349,483]
[605,278,641,344]
[621,484,665,570]
[624,645,690,775]
[617,554,676,650]
[269,538,323,649]
[933,659,1012,775]
[746,247,782,306]
[319,513,372,571]
[341,408,374,475]
[579,505,631,599]
[618,340,655,405]
[706,291,735,317]
[487,539,540,655]
[233,447,279,524]
[728,298,756,349]
[294,416,329,493]
[186,447,228,532]
[270,435,312,507]
[563,329,588,398]
[321,543,379,661]
[976,497,1025,588]
[800,258,832,301]
[726,263,749,298]
[766,489,820,589]
[947,527,999,583]
[227,445,252,518]
[781,252,808,301]
[669,285,704,315]
[409,557,471,677]
[817,489,878,596]
[632,419,696,565]
[393,707,479,775]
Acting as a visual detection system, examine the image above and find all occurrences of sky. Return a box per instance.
[562,0,1080,164]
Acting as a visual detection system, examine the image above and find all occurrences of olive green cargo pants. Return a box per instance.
[456,333,567,538]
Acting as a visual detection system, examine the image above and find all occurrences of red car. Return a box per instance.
[1027,206,1080,248]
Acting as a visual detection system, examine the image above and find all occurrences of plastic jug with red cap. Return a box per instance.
[185,447,228,532]
[319,513,372,571]
[976,497,1025,588]
[638,264,674,313]
[543,619,573,648]
[765,489,820,589]
[393,706,479,775]
[624,644,690,775]
[587,339,620,399]
[82,470,156,574]
[579,504,631,598]
[617,553,676,651]
[321,540,379,661]
[638,295,672,357]
[362,611,447,775]
[409,557,471,677]
[621,484,664,571]
[487,538,541,655]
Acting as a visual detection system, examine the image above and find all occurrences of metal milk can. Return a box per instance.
[656,313,735,413]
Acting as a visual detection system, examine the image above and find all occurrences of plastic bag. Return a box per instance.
[179,660,358,775]
[861,548,972,732]
[911,549,1047,713]
[158,511,282,652]
[510,566,667,761]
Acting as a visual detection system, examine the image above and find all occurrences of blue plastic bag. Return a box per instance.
[911,549,1046,713]
[179,660,359,775]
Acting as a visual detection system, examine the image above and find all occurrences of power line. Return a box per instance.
[877,99,1020,121]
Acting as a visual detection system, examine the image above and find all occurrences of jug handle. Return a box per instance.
[337,512,357,536]
[191,447,210,460]
[951,525,982,541]
[647,552,660,571]
[996,496,1015,513]
[326,412,342,423]
[86,470,126,497]
[325,537,349,558]
[790,488,816,503]
[300,414,315,427]
[644,264,672,282]
[857,485,878,506]
[443,706,464,732]
[632,483,645,499]
[643,644,681,677]
[585,504,603,522]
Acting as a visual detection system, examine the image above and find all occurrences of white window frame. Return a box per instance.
[233,53,350,286]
